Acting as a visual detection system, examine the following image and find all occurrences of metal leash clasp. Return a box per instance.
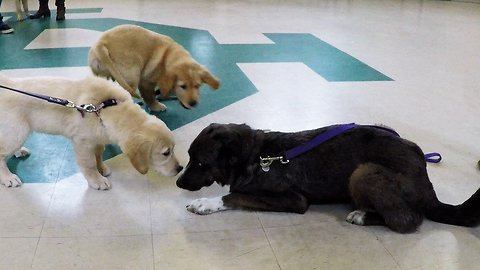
[77,103,97,113]
[259,156,289,172]
[65,101,97,113]
[65,100,76,108]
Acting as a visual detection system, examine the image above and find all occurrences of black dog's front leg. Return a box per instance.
[186,191,309,215]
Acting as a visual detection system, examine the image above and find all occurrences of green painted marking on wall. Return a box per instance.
[0,12,392,183]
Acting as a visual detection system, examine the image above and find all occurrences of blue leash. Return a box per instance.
[259,123,442,172]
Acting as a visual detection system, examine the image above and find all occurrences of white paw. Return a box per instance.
[346,210,366,225]
[186,197,226,215]
[16,12,28,21]
[87,176,112,190]
[14,147,31,158]
[149,101,167,112]
[1,174,23,188]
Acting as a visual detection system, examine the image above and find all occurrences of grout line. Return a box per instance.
[30,237,41,268]
[148,181,156,270]
[30,142,68,268]
[256,212,282,270]
[30,182,59,267]
[373,231,402,270]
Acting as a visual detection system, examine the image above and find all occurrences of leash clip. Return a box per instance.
[259,156,289,172]
[77,104,97,113]
[65,100,76,108]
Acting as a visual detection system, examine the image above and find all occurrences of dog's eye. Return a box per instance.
[162,149,171,156]
[198,162,202,167]
[180,85,187,90]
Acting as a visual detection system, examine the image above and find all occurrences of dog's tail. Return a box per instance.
[90,44,141,98]
[424,187,480,227]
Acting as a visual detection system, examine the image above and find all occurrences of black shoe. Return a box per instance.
[29,8,51,19]
[56,7,65,21]
[0,23,14,34]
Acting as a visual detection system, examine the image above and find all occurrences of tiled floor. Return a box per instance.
[1,0,480,269]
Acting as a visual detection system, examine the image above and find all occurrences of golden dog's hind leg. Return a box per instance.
[74,141,112,190]
[95,144,111,177]
[0,122,30,187]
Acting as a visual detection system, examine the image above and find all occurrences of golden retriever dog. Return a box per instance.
[15,0,29,21]
[88,24,220,112]
[0,74,183,190]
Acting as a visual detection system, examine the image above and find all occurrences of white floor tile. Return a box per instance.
[0,237,38,270]
[0,184,54,237]
[41,156,152,237]
[153,229,279,270]
[265,223,400,270]
[32,236,154,270]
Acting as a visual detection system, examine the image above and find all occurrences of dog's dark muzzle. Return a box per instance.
[176,175,202,191]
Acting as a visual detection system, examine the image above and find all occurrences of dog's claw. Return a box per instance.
[88,176,112,191]
[1,174,23,188]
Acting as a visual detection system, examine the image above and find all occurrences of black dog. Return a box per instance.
[176,123,480,233]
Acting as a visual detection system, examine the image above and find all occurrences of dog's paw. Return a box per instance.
[346,210,366,225]
[149,101,167,112]
[16,12,28,21]
[1,174,23,188]
[14,147,31,158]
[186,197,227,215]
[99,164,112,177]
[87,176,112,190]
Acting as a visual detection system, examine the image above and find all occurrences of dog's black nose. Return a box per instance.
[176,178,184,188]
[176,165,184,174]
[188,100,197,107]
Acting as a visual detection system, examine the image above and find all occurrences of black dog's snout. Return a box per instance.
[176,177,184,188]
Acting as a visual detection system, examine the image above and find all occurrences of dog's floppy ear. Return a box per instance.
[208,123,235,143]
[124,138,153,175]
[208,124,253,166]
[159,70,176,97]
[201,68,220,90]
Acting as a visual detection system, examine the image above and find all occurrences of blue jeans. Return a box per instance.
[0,0,4,24]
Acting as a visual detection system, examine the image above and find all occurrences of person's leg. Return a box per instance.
[0,1,14,34]
[29,0,50,19]
[0,0,4,23]
[55,0,65,21]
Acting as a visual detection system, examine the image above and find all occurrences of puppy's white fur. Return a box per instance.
[0,74,181,189]
[15,0,29,21]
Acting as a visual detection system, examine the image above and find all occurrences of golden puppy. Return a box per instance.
[88,24,220,111]
[0,74,182,190]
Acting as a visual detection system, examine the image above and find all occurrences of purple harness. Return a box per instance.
[259,123,442,172]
